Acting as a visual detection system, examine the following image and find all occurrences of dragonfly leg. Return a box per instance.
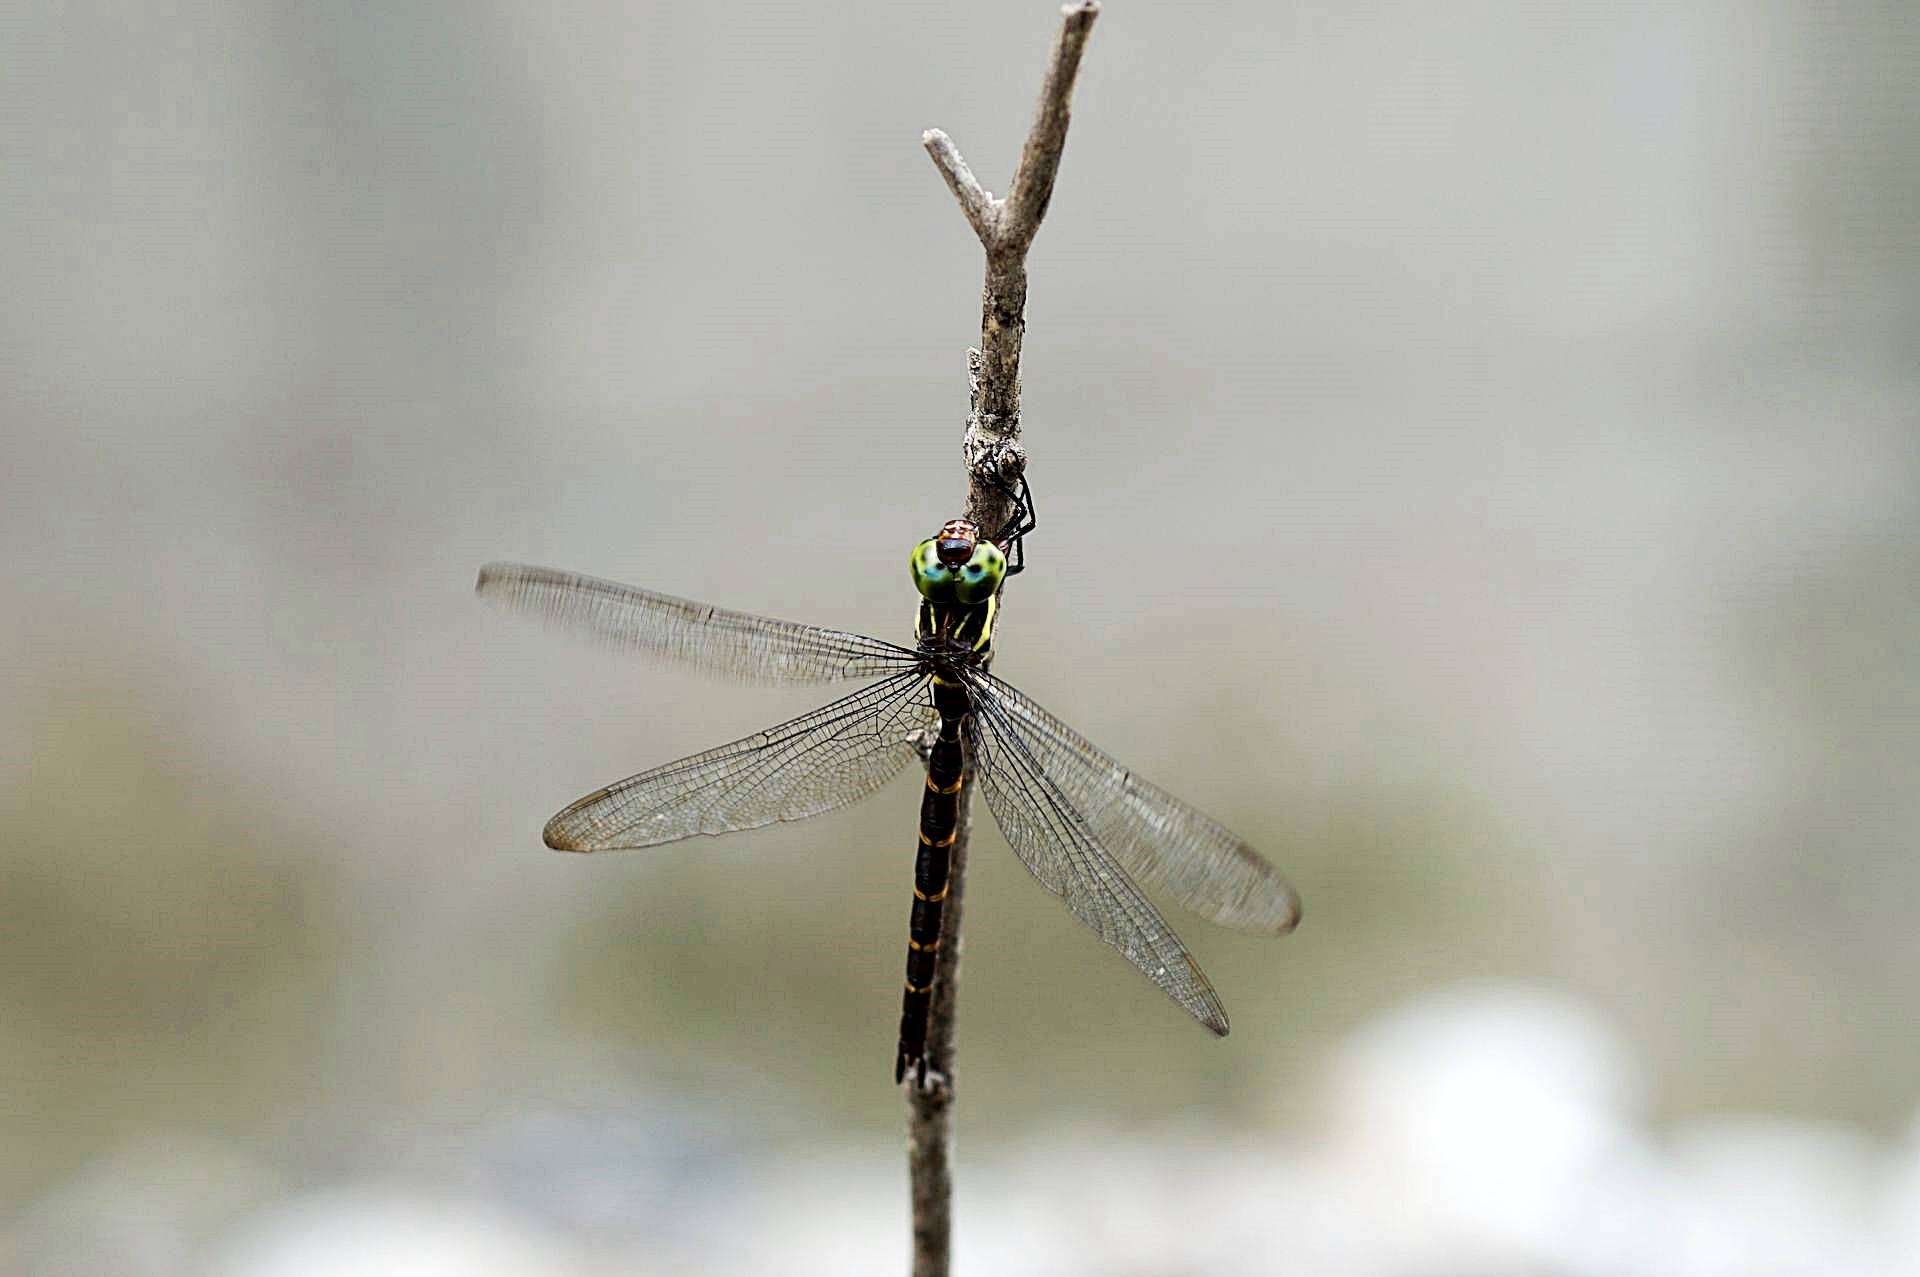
[985,466,1036,578]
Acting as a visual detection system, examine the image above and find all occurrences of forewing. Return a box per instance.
[545,671,934,850]
[477,562,919,685]
[964,668,1300,935]
[962,681,1230,1036]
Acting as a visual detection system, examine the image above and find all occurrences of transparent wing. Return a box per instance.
[477,562,920,685]
[964,667,1300,935]
[544,670,934,851]
[961,676,1230,1036]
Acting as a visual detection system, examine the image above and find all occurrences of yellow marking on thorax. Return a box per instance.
[970,592,998,651]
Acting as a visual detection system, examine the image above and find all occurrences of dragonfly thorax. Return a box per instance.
[915,594,995,667]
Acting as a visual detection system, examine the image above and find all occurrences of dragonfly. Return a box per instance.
[478,493,1300,1083]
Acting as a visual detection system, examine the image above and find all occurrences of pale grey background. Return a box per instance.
[4,1,1917,1272]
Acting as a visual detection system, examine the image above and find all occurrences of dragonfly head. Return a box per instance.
[934,518,977,566]
[911,518,1007,605]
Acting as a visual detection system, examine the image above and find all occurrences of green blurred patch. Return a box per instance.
[539,801,911,1128]
[0,691,342,1202]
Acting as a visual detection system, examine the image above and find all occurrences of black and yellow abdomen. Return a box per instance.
[895,589,997,1084]
[895,676,969,1082]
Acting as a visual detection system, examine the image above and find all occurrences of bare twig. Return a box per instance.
[1002,5,1099,256]
[906,6,1100,1275]
[926,0,1098,544]
[921,129,995,244]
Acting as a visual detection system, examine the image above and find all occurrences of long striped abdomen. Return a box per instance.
[896,681,968,1083]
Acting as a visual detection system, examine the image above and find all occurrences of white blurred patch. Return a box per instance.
[1664,1118,1893,1277]
[4,1134,280,1277]
[1327,982,1645,1266]
[205,1188,578,1277]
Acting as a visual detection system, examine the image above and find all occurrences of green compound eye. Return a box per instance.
[910,539,957,602]
[953,540,1006,604]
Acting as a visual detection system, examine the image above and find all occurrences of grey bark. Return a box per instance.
[906,7,1100,1276]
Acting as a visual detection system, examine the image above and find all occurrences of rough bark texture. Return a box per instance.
[906,6,1100,1276]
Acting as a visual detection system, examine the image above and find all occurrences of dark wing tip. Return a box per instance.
[1211,877,1304,936]
[544,787,617,852]
[1230,857,1305,935]
[475,561,523,597]
[1274,886,1304,935]
[542,813,593,852]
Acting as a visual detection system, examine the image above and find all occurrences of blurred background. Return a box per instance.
[4,1,1917,1272]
